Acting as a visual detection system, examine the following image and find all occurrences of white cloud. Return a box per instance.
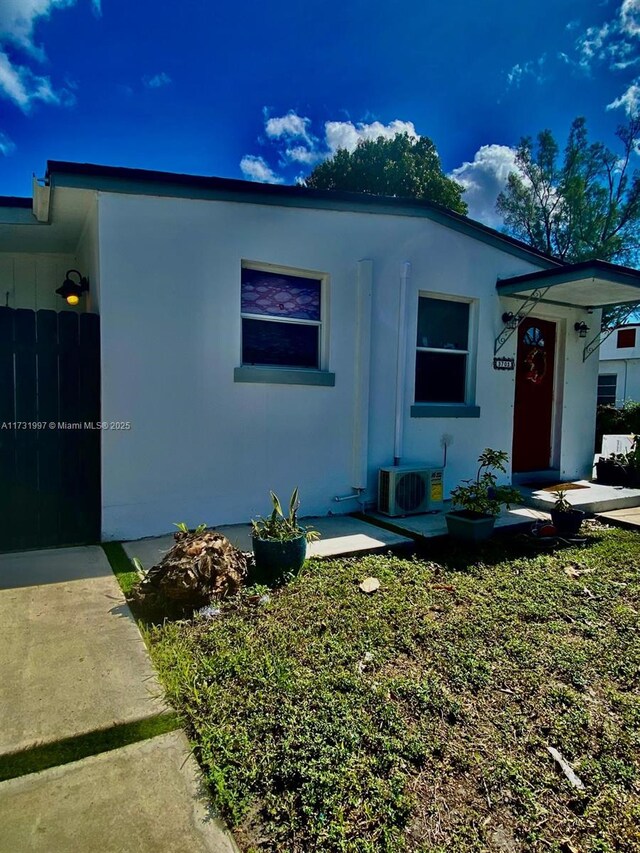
[0,131,16,156]
[143,71,172,89]
[0,0,76,56]
[607,79,640,113]
[449,144,518,228]
[239,155,284,184]
[507,55,547,88]
[0,50,70,112]
[284,145,324,165]
[265,111,313,144]
[240,113,422,185]
[576,0,640,71]
[0,0,92,111]
[621,0,640,38]
[324,119,418,154]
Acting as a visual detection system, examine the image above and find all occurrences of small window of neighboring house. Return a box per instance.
[597,374,617,406]
[241,265,324,368]
[617,328,636,348]
[415,295,472,404]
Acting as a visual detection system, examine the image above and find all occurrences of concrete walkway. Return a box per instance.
[597,506,640,530]
[0,545,238,853]
[123,514,412,570]
[0,731,236,853]
[0,546,165,754]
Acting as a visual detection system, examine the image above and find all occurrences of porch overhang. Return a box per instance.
[496,259,640,310]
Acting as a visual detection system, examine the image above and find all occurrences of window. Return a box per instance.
[597,374,617,406]
[415,295,472,404]
[617,328,636,349]
[241,265,323,369]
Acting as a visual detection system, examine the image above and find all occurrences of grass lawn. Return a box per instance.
[147,523,640,852]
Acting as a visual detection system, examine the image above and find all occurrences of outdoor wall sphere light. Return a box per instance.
[574,321,589,338]
[56,269,89,306]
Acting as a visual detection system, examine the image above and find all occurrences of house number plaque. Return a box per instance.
[493,357,515,371]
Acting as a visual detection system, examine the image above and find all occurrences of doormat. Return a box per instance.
[522,481,589,492]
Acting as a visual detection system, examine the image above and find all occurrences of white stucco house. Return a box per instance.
[598,323,640,407]
[2,161,640,549]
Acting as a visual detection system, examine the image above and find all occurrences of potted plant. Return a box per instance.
[549,489,585,536]
[446,449,522,541]
[595,453,629,486]
[624,435,640,487]
[251,488,319,583]
[595,435,640,486]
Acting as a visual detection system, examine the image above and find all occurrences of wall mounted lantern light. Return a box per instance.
[502,311,521,330]
[56,269,89,307]
[574,321,589,338]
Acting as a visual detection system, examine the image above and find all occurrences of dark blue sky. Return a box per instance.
[0,0,638,225]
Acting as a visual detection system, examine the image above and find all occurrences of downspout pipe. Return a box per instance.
[394,262,411,466]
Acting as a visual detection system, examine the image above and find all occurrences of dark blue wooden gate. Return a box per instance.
[0,307,100,552]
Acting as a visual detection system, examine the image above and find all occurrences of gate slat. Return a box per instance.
[0,308,17,551]
[13,309,38,551]
[77,313,101,543]
[36,310,61,547]
[58,312,81,546]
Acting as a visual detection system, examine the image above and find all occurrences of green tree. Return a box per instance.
[304,132,467,214]
[497,116,640,325]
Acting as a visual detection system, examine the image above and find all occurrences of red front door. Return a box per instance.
[512,318,556,472]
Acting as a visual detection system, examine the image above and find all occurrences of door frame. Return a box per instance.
[512,314,564,472]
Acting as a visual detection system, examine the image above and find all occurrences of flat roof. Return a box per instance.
[45,160,562,269]
[497,259,640,308]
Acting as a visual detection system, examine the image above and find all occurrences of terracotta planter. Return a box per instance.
[445,511,496,542]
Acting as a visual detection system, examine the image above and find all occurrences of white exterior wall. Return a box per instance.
[75,200,101,314]
[599,328,640,405]
[598,358,640,406]
[96,191,600,540]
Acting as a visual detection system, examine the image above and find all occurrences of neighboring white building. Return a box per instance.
[598,323,640,407]
[2,161,640,546]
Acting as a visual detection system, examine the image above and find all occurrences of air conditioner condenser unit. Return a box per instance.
[378,465,444,516]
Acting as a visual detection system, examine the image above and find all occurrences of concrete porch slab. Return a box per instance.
[364,504,548,540]
[520,480,640,513]
[0,730,238,853]
[0,545,166,756]
[123,515,413,569]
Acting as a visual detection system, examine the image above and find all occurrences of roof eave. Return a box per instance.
[45,160,562,269]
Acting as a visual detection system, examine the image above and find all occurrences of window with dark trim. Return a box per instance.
[597,374,617,406]
[241,266,323,368]
[617,328,636,349]
[415,296,471,404]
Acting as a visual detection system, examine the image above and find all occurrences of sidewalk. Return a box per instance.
[0,545,237,853]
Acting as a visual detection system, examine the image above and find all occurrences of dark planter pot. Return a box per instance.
[445,511,496,542]
[251,534,307,584]
[550,508,585,537]
[595,458,628,486]
[626,465,640,488]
